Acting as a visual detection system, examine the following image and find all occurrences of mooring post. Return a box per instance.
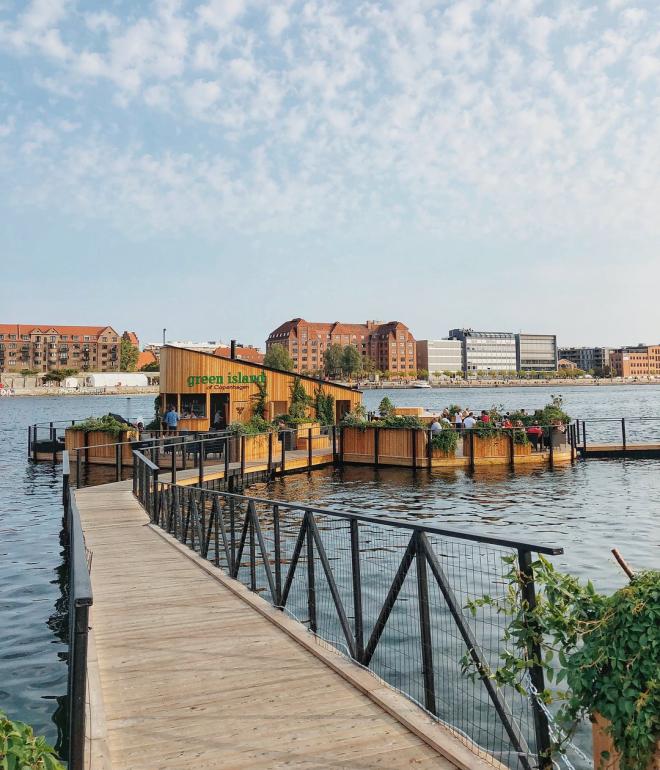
[621,418,626,450]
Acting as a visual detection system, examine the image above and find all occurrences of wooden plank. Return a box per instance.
[75,485,487,770]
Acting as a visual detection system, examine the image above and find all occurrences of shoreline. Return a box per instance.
[1,387,159,398]
[348,379,660,389]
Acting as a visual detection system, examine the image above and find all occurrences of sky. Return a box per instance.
[1,0,659,350]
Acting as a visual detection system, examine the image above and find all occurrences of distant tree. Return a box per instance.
[140,361,159,372]
[120,338,139,372]
[341,345,362,377]
[20,368,39,376]
[264,343,293,371]
[323,344,345,377]
[416,369,429,380]
[378,396,395,418]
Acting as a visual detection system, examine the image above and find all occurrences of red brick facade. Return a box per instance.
[266,319,417,375]
[610,345,660,377]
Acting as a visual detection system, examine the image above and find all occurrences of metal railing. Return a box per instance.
[573,416,660,451]
[62,452,93,770]
[134,450,561,769]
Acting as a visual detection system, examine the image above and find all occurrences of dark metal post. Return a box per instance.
[549,428,555,468]
[273,505,282,605]
[268,432,273,475]
[230,498,236,573]
[350,519,364,662]
[240,435,246,478]
[84,431,89,467]
[339,426,344,465]
[332,425,337,462]
[68,603,90,770]
[32,425,37,460]
[469,430,475,472]
[249,516,256,591]
[411,428,417,470]
[198,440,204,487]
[583,422,587,452]
[415,532,436,715]
[171,440,177,484]
[374,426,380,468]
[427,428,432,470]
[152,468,159,518]
[518,549,552,769]
[224,436,230,481]
[509,430,515,470]
[51,423,57,463]
[27,425,32,457]
[307,427,313,469]
[621,418,626,450]
[281,432,286,474]
[306,512,317,632]
[76,449,82,489]
[115,442,122,482]
[181,437,187,471]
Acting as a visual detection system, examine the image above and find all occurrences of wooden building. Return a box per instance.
[159,346,362,432]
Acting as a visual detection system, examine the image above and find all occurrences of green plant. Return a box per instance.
[228,416,273,435]
[340,404,368,427]
[263,343,294,371]
[0,710,64,769]
[416,369,429,380]
[341,345,362,377]
[447,404,462,416]
[20,368,39,376]
[140,360,159,372]
[378,397,395,418]
[463,559,660,770]
[512,428,529,445]
[533,395,571,426]
[314,387,335,426]
[431,426,459,453]
[381,414,423,429]
[251,381,268,418]
[289,377,312,419]
[69,415,134,436]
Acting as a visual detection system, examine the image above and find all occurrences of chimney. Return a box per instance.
[230,339,236,360]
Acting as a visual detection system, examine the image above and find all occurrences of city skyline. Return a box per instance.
[2,1,659,346]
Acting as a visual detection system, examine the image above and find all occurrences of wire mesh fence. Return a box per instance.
[140,469,562,770]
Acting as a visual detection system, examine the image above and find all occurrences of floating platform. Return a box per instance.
[579,443,660,459]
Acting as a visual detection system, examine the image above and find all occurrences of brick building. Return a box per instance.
[213,344,265,364]
[0,324,121,372]
[610,345,660,377]
[266,319,417,375]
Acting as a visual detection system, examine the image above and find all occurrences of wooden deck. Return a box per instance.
[579,443,660,458]
[77,483,494,770]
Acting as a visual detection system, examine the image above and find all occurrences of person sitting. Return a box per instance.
[480,410,490,423]
[430,418,442,435]
[463,412,476,430]
[453,410,463,430]
[526,421,543,451]
[502,417,513,429]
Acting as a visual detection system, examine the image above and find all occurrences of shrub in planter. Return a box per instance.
[463,559,660,770]
[378,397,396,418]
[381,415,424,429]
[69,414,134,436]
[430,426,458,454]
[0,710,64,769]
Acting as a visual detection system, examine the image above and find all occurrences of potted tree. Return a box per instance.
[463,558,659,770]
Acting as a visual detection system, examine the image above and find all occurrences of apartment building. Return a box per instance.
[610,345,660,377]
[266,318,417,374]
[558,347,612,372]
[0,324,121,372]
[416,340,463,374]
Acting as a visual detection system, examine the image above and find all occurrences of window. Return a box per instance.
[180,394,206,418]
[72,336,79,341]
[84,336,90,341]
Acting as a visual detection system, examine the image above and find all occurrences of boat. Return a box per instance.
[410,381,431,389]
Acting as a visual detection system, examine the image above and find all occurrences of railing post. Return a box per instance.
[549,428,555,468]
[273,504,282,605]
[306,512,317,632]
[115,442,122,482]
[415,532,436,715]
[427,428,432,470]
[281,432,286,474]
[469,429,475,472]
[308,427,313,469]
[518,549,552,769]
[339,425,344,465]
[240,434,246,478]
[181,437,187,471]
[621,418,626,450]
[374,426,380,468]
[132,452,138,494]
[229,497,236,574]
[68,603,90,770]
[583,422,587,452]
[249,515,256,591]
[152,468,159,518]
[411,428,417,470]
[198,440,204,488]
[224,436,230,482]
[268,432,273,476]
[171,439,177,484]
[509,430,515,470]
[76,449,82,489]
[350,519,364,662]
[332,425,337,463]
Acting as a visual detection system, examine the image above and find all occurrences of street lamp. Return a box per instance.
[162,328,166,346]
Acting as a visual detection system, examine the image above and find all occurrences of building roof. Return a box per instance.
[267,318,413,340]
[213,345,264,363]
[123,331,139,346]
[0,324,118,336]
[137,350,158,370]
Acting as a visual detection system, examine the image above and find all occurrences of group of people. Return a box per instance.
[429,407,554,451]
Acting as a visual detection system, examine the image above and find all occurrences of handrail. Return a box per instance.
[62,451,93,770]
[158,480,562,555]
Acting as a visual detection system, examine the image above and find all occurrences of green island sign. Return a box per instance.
[187,372,266,387]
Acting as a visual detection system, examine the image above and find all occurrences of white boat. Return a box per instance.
[410,381,431,389]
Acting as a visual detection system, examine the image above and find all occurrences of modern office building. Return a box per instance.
[610,345,660,377]
[267,318,417,375]
[416,339,463,374]
[558,347,612,372]
[448,329,518,375]
[516,334,558,372]
[0,324,121,372]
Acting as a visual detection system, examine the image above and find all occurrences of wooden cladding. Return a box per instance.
[160,346,361,428]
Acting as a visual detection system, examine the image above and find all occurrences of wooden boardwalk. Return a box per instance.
[77,483,492,770]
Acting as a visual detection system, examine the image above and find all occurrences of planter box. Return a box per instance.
[472,434,510,458]
[431,445,455,459]
[243,433,272,461]
[65,428,138,465]
[592,713,660,770]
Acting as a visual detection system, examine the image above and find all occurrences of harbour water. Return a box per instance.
[0,386,658,757]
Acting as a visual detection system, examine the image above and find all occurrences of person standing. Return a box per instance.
[164,404,180,435]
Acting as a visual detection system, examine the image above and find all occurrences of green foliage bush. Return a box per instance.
[378,397,395,418]
[464,560,660,770]
[263,343,294,371]
[288,377,312,419]
[69,415,133,436]
[0,710,64,769]
[314,389,335,426]
[430,426,458,453]
[228,416,273,435]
